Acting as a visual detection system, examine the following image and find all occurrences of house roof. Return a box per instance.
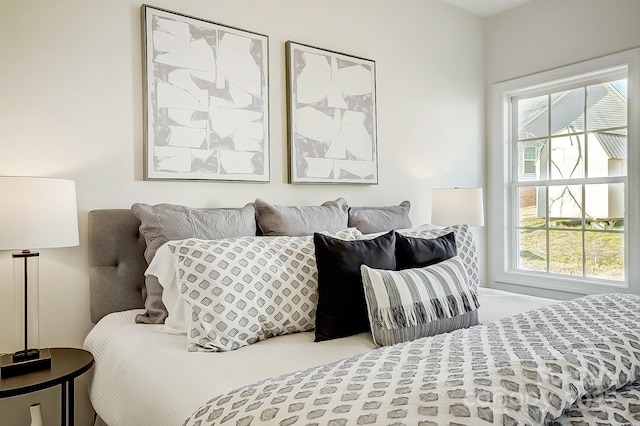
[570,83,627,132]
[596,133,626,160]
[519,82,627,160]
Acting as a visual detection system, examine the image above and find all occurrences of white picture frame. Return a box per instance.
[286,41,378,184]
[143,5,270,182]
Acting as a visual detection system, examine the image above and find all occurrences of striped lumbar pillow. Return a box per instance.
[361,255,480,346]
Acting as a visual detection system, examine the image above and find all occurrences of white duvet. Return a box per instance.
[84,288,556,426]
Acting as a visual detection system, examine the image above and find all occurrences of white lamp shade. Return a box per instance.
[432,188,484,227]
[0,177,79,250]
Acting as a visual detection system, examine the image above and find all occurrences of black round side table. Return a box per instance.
[0,347,94,426]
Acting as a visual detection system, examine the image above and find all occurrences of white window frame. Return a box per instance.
[489,48,640,296]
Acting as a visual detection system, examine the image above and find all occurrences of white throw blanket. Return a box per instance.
[183,293,640,425]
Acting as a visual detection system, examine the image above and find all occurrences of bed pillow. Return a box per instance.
[313,231,396,342]
[145,243,190,334]
[165,228,361,350]
[348,201,412,234]
[398,224,480,292]
[132,202,257,324]
[361,256,480,346]
[151,227,361,336]
[395,231,457,270]
[255,198,349,236]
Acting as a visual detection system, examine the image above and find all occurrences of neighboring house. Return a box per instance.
[518,82,627,223]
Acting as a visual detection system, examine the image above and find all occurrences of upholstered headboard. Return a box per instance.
[87,202,414,324]
[88,209,147,323]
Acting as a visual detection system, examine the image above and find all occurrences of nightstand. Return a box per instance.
[0,348,94,426]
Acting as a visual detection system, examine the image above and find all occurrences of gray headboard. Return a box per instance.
[87,202,412,323]
[88,209,147,323]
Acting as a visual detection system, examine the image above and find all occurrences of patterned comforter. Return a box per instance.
[183,294,640,425]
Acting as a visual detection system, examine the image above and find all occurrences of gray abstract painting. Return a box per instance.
[143,6,269,181]
[286,42,377,184]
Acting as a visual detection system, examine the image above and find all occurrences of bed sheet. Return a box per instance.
[84,287,556,426]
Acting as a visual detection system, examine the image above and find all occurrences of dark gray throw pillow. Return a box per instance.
[347,201,412,234]
[131,202,257,324]
[313,231,396,342]
[395,231,457,270]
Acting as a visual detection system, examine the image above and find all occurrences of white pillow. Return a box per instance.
[146,228,361,340]
[355,223,480,291]
[357,223,439,239]
[146,244,190,334]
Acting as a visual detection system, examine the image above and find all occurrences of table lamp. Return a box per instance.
[431,187,484,227]
[0,177,79,378]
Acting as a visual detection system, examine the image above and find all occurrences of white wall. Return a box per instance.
[0,0,485,423]
[486,0,640,84]
[486,0,640,299]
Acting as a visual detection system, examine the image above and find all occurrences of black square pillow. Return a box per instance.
[395,231,457,270]
[313,230,396,342]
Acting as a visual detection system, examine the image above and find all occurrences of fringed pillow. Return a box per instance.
[361,255,479,347]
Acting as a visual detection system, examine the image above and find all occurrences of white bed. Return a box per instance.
[86,208,640,425]
[84,287,556,426]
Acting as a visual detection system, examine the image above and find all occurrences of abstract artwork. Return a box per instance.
[143,6,269,181]
[286,42,378,184]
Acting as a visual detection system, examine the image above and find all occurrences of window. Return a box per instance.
[490,49,640,295]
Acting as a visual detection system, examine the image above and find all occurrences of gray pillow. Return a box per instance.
[131,202,257,324]
[361,256,480,347]
[254,198,349,236]
[348,201,412,234]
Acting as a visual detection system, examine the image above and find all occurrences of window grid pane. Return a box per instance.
[517,229,547,272]
[550,87,585,133]
[587,130,627,178]
[549,135,585,180]
[548,229,584,276]
[517,95,549,140]
[585,231,624,280]
[517,140,547,181]
[517,187,546,228]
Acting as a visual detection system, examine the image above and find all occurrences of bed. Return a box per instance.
[84,202,640,426]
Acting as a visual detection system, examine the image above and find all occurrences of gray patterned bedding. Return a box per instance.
[183,293,640,426]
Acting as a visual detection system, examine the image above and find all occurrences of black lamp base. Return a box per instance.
[12,348,40,363]
[1,348,51,378]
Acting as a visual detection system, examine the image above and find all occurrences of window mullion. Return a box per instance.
[545,93,551,273]
[581,184,587,277]
[582,86,588,278]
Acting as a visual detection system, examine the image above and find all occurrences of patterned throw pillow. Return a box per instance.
[166,229,360,352]
[398,224,480,292]
[361,256,480,347]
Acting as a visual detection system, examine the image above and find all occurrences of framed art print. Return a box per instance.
[286,41,377,184]
[143,5,269,181]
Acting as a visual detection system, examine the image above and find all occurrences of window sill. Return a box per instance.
[493,269,629,296]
